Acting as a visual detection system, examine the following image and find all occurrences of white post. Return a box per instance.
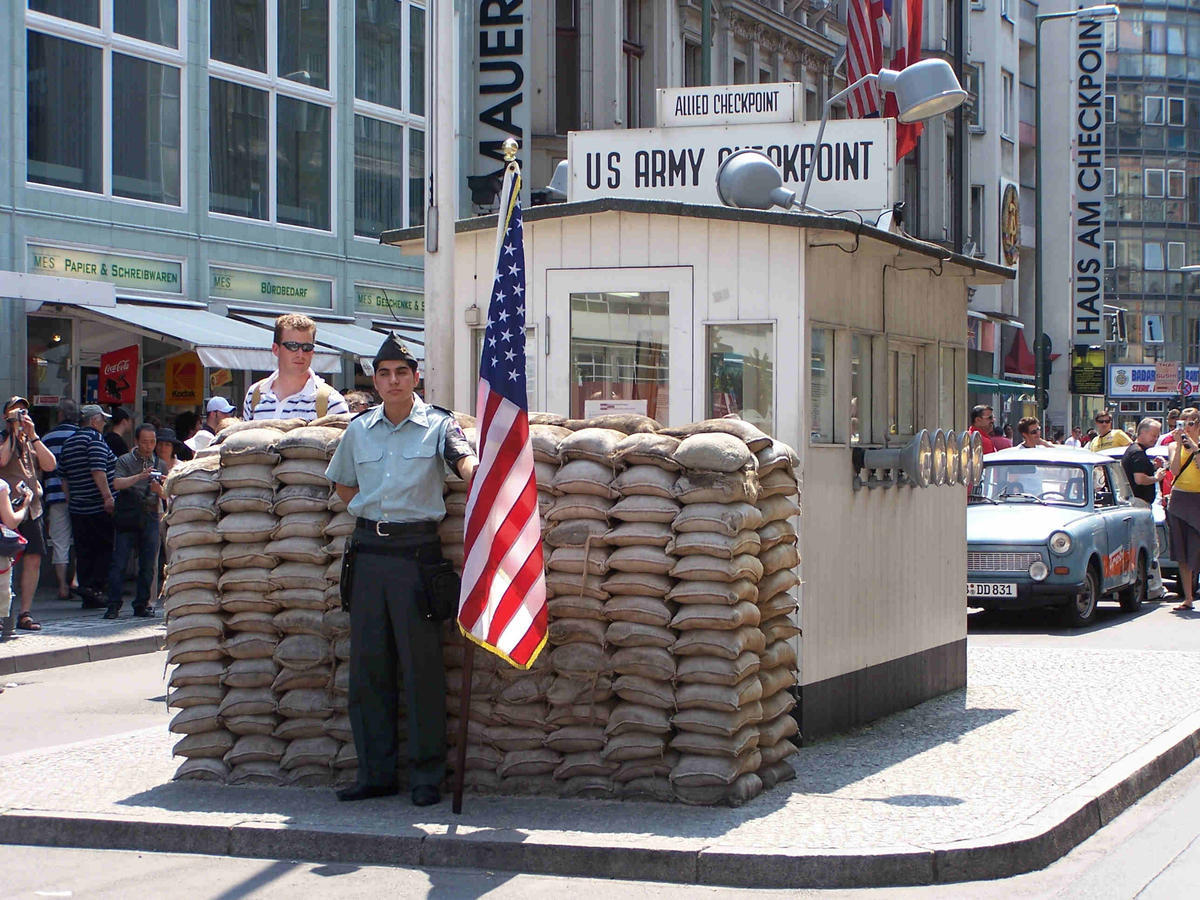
[423,0,457,405]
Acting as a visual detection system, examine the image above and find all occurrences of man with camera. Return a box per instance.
[0,396,58,632]
[105,424,166,619]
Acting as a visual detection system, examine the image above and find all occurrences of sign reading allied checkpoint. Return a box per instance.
[568,120,896,215]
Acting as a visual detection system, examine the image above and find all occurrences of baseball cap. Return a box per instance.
[80,404,111,421]
[206,397,236,414]
[3,396,30,414]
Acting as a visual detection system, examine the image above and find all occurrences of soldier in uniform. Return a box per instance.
[325,334,476,805]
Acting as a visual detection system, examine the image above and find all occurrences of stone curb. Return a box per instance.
[0,634,163,676]
[1,711,1198,887]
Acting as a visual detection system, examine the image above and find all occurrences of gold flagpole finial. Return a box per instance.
[502,138,520,162]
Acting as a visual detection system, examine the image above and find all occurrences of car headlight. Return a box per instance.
[1049,531,1072,555]
[1029,560,1049,581]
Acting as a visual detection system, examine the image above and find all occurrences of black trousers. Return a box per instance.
[348,541,446,789]
[71,511,113,593]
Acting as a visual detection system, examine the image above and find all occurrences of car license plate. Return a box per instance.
[967,582,1017,598]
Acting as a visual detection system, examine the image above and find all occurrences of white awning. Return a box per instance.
[78,301,341,372]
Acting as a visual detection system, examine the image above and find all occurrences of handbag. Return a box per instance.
[0,526,26,572]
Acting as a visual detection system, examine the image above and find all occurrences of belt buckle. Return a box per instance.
[375,520,387,537]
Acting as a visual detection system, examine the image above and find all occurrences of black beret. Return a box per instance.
[373,332,419,369]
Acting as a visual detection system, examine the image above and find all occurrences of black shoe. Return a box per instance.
[412,785,441,807]
[81,594,108,610]
[133,607,156,618]
[336,783,399,802]
[103,606,120,620]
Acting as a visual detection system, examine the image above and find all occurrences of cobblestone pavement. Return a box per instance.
[1,588,164,674]
[2,645,1199,862]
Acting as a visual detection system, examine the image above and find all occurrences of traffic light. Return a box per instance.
[1038,333,1054,411]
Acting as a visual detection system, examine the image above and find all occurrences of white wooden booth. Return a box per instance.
[385,198,1012,738]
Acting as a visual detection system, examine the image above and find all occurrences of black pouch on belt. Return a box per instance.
[419,554,461,622]
[340,536,358,613]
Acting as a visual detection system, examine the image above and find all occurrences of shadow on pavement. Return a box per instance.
[968,598,1166,636]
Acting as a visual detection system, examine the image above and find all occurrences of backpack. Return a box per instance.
[250,380,332,419]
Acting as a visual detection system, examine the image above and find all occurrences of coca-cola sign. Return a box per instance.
[98,344,138,405]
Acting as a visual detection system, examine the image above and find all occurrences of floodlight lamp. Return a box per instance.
[1078,4,1120,21]
[945,430,961,485]
[931,429,948,486]
[862,430,933,488]
[969,431,985,484]
[876,59,968,124]
[714,149,798,212]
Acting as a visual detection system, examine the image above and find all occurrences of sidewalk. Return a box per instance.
[0,587,164,675]
[3,644,1200,888]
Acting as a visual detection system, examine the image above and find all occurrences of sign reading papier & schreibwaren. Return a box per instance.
[28,244,182,293]
[568,120,895,215]
[209,266,332,309]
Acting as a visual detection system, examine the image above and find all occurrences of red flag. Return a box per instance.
[846,0,885,119]
[887,0,924,160]
[457,161,548,669]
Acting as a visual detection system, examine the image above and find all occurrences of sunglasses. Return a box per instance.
[279,341,316,352]
[1096,418,1112,424]
[1185,419,1200,425]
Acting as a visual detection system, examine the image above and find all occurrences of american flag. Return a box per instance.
[846,0,925,161]
[457,162,548,669]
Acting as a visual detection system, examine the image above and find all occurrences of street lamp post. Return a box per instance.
[1178,265,1200,406]
[1034,5,1120,424]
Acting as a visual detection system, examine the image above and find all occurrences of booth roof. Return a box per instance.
[381,197,1014,285]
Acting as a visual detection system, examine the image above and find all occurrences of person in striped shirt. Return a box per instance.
[241,313,348,422]
[40,398,80,601]
[59,405,117,608]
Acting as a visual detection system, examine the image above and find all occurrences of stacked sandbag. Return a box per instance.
[163,455,228,781]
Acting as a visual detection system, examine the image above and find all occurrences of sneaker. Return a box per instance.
[103,606,120,620]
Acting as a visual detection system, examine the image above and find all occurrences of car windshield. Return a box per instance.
[972,462,1089,507]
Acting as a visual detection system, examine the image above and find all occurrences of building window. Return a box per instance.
[888,344,918,439]
[1169,241,1186,270]
[805,88,819,122]
[810,327,835,443]
[759,67,772,84]
[969,184,985,255]
[964,65,982,130]
[556,0,580,131]
[1145,243,1165,271]
[733,57,747,85]
[1168,96,1186,126]
[1000,0,1011,21]
[1104,167,1116,197]
[1104,94,1115,124]
[1145,95,1166,125]
[26,6,183,205]
[1104,240,1116,269]
[210,0,333,229]
[353,0,426,236]
[683,40,701,88]
[1168,169,1186,199]
[623,0,643,128]
[1145,168,1166,198]
[1001,69,1014,139]
[851,333,873,445]
[708,323,775,436]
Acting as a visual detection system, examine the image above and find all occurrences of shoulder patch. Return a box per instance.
[351,407,374,421]
[428,404,457,419]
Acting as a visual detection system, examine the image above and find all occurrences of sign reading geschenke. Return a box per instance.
[209,266,332,309]
[354,285,425,317]
[1108,364,1200,397]
[568,120,896,215]
[27,244,182,293]
[1072,18,1107,345]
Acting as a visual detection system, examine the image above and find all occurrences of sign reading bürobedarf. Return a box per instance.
[209,266,332,309]
[354,285,425,317]
[27,244,182,293]
[657,83,801,128]
[568,121,896,215]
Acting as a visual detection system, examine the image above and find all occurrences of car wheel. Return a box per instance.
[1062,565,1100,628]
[1120,552,1148,613]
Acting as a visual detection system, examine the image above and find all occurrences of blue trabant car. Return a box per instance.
[967,447,1156,626]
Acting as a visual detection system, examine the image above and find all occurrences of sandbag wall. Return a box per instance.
[162,413,801,805]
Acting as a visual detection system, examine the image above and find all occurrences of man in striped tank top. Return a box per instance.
[241,314,348,422]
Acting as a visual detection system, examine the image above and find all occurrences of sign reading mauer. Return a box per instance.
[568,121,896,215]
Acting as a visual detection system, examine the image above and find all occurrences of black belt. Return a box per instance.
[355,518,439,538]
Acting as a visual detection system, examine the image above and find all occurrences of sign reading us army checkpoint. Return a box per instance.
[568,120,896,214]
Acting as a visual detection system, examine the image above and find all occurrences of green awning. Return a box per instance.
[967,374,1037,395]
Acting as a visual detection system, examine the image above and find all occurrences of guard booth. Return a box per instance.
[384,197,1012,738]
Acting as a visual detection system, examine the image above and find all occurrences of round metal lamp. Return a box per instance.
[931,429,948,485]
[876,59,969,124]
[714,149,798,211]
[945,430,961,485]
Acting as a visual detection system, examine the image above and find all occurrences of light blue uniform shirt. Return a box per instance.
[325,397,471,524]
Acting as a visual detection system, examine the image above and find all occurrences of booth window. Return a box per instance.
[26,11,183,204]
[850,333,872,445]
[888,344,918,439]
[707,323,775,437]
[810,327,835,443]
[569,292,669,421]
[939,345,962,432]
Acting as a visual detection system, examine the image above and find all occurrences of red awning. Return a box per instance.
[1004,331,1059,377]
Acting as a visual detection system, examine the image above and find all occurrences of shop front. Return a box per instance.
[385,197,1012,738]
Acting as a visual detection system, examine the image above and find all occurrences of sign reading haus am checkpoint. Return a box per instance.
[568,120,896,215]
